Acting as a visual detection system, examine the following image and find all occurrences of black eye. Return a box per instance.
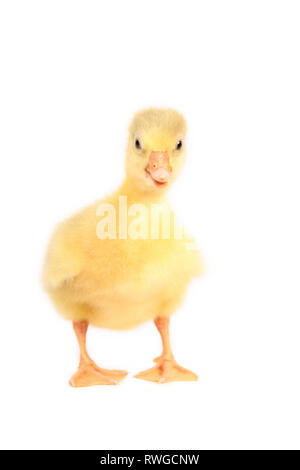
[135,139,141,149]
[176,140,182,150]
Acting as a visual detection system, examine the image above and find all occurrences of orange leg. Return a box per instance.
[69,320,128,387]
[135,316,198,384]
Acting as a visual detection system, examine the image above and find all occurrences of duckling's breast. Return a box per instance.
[76,238,202,330]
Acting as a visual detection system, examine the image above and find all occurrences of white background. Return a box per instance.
[0,0,299,450]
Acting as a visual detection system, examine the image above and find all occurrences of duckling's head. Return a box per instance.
[125,108,187,195]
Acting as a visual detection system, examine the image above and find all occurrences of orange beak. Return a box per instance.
[147,151,172,184]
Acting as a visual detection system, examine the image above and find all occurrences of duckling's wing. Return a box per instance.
[42,222,82,290]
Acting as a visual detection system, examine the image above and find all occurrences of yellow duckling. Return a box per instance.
[43,108,203,386]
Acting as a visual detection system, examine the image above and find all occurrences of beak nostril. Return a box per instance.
[148,151,171,184]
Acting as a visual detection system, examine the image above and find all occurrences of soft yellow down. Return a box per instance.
[42,108,203,330]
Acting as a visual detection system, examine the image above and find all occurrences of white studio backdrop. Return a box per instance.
[0,0,300,450]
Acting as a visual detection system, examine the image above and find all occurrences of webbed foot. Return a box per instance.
[135,356,197,384]
[69,361,128,387]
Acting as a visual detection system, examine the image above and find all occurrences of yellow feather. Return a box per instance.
[43,108,203,330]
